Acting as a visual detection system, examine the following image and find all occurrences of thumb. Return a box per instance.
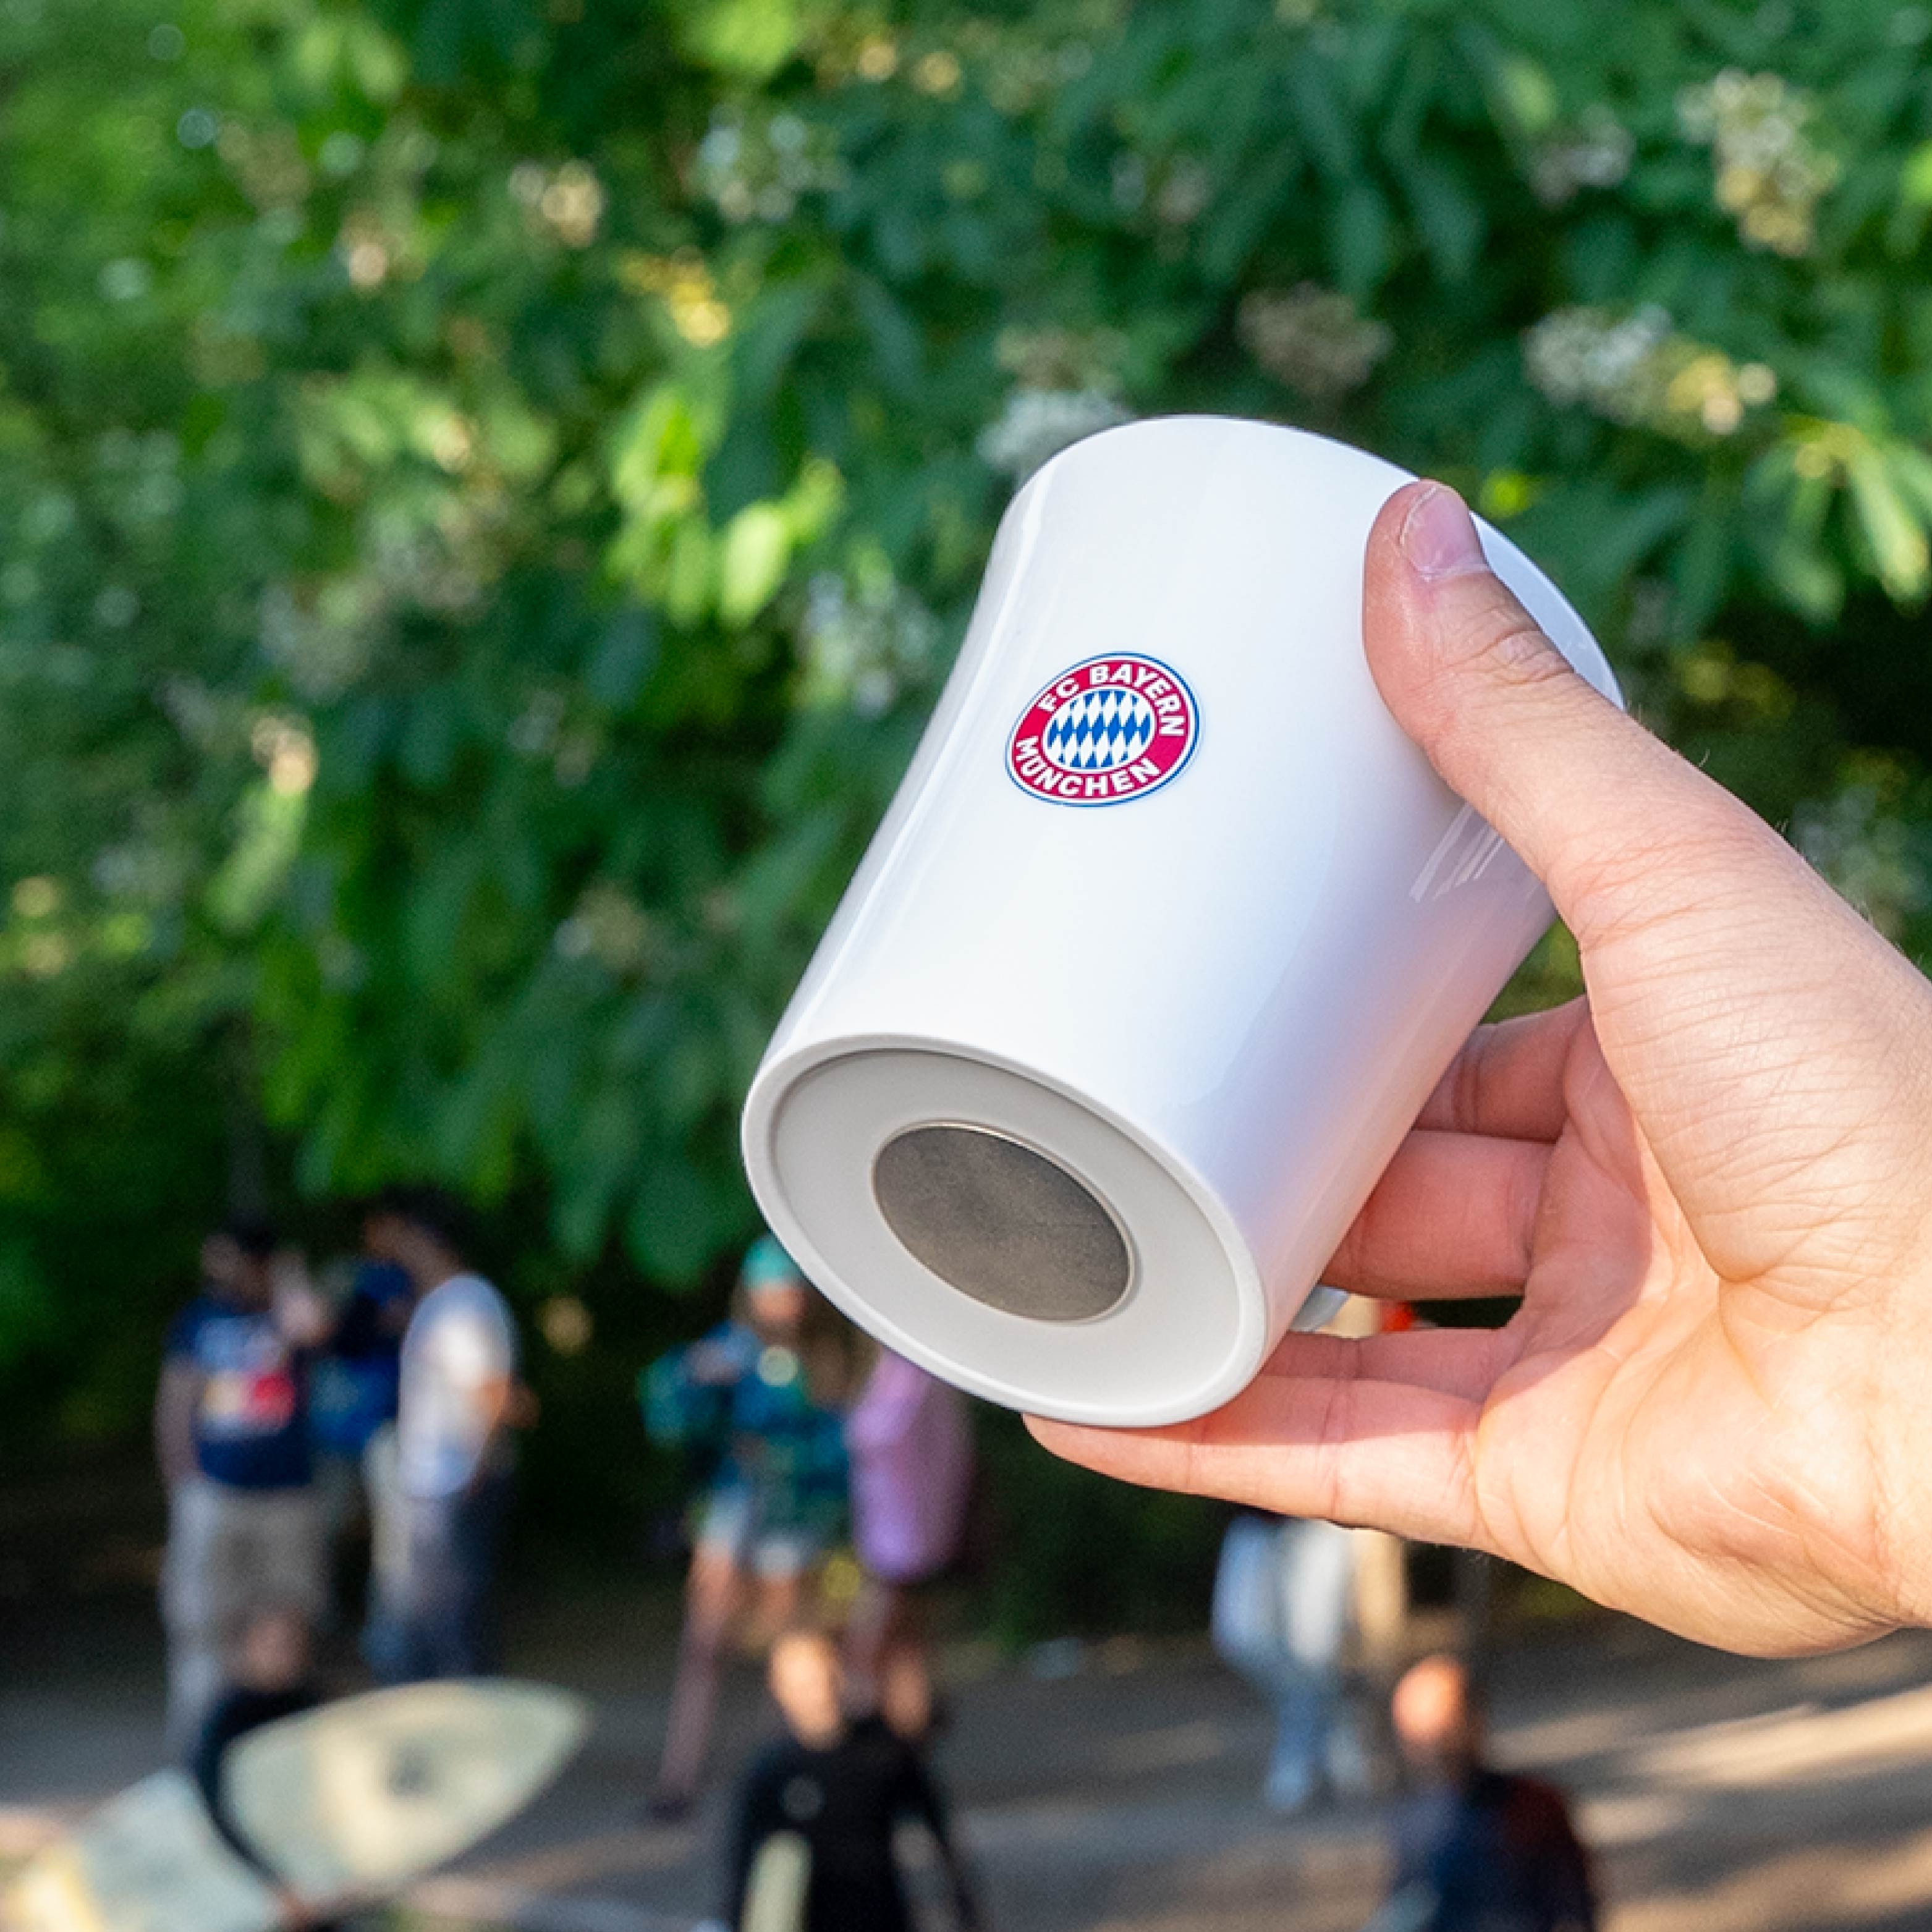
[1364,481,1799,951]
[1368,481,1932,1302]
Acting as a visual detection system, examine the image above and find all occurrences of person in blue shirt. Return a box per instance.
[643,1235,855,1817]
[308,1210,417,1623]
[155,1217,326,1755]
[1375,1654,1596,1932]
[309,1218,413,1472]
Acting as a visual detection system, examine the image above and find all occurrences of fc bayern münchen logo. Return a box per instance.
[1006,653,1200,806]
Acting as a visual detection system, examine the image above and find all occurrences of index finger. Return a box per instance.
[1413,1002,1587,1143]
[1027,1369,1488,1553]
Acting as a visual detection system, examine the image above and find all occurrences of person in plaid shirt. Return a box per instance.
[643,1236,855,1816]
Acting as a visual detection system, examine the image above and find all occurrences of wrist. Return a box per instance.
[1825,1311,1932,1638]
[1870,1397,1932,1635]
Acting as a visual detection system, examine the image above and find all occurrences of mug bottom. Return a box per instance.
[745,1041,1290,1425]
[873,1121,1133,1323]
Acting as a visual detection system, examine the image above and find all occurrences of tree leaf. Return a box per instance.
[718,502,792,628]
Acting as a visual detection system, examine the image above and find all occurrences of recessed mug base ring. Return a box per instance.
[747,1041,1291,1428]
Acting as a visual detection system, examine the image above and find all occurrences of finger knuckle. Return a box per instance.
[1411,606,1576,746]
[1474,617,1572,690]
[1564,811,1789,952]
[1429,596,1566,684]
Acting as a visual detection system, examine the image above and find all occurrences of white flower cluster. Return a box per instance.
[555,881,655,974]
[1154,158,1213,229]
[1532,106,1635,206]
[260,580,378,700]
[366,514,492,621]
[994,326,1126,394]
[158,676,226,751]
[1238,286,1393,400]
[509,159,606,247]
[1524,306,1672,422]
[798,569,938,718]
[1108,153,1213,227]
[1523,306,1777,437]
[980,37,1093,117]
[1676,69,1839,257]
[217,118,310,213]
[692,108,845,225]
[977,389,1133,482]
[507,685,600,786]
[96,428,184,533]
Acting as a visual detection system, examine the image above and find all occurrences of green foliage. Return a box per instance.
[8,0,1932,1609]
[975,1405,1232,1641]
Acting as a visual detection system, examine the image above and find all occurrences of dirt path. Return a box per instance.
[7,1587,1932,1932]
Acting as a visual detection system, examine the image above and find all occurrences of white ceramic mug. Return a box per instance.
[742,417,1618,1426]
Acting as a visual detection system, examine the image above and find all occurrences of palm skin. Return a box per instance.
[1032,481,1932,1658]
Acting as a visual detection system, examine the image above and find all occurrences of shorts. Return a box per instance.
[695,1487,828,1582]
[162,1478,327,1640]
[161,1478,326,1752]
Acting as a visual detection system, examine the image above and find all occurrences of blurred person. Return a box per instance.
[371,1186,520,1684]
[716,1627,980,1932]
[1212,1510,1366,1813]
[1029,479,1932,1659]
[360,1411,410,1677]
[190,1601,320,1858]
[156,1216,325,1753]
[1373,1654,1594,1932]
[307,1206,416,1610]
[842,1347,974,1729]
[643,1235,854,1816]
[1212,1297,1383,1813]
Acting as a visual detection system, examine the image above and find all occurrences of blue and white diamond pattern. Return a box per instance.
[1041,687,1157,773]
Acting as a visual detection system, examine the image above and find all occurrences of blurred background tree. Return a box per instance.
[6,0,1932,1615]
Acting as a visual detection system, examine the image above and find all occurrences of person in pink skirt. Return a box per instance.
[842,1349,974,1735]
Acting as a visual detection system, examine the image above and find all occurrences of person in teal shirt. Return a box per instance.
[643,1235,854,1816]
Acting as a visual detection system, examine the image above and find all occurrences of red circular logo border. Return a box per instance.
[1006,653,1200,808]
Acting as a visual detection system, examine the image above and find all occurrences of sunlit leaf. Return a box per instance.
[718,502,793,627]
[1848,446,1931,603]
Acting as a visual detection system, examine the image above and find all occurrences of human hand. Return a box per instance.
[1032,480,1932,1658]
